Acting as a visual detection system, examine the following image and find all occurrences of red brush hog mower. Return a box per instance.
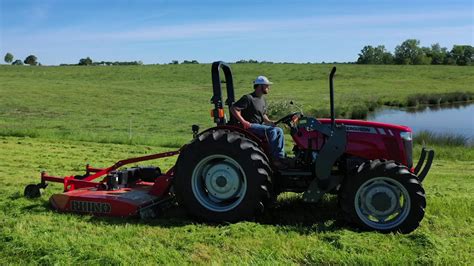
[25,62,434,233]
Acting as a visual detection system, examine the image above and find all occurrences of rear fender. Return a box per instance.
[196,125,271,156]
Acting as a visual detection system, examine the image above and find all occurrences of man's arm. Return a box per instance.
[231,106,251,129]
[263,114,276,126]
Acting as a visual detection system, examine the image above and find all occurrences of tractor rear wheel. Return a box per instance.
[174,129,273,222]
[340,159,426,233]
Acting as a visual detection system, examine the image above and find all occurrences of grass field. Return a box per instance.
[0,64,473,264]
[1,64,473,146]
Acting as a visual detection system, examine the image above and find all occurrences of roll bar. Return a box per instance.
[211,61,235,125]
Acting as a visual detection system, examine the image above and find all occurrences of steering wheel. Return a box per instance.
[275,112,302,125]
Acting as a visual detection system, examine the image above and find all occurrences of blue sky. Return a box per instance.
[0,0,472,65]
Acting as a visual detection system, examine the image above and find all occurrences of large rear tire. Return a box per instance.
[340,160,426,233]
[174,129,273,222]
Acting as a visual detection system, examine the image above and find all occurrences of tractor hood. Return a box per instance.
[303,118,414,168]
[318,118,412,134]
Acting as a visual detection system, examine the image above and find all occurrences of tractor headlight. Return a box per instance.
[400,131,412,141]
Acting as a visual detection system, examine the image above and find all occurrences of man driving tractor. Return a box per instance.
[230,76,288,169]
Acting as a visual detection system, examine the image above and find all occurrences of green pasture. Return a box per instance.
[0,64,473,264]
[1,64,473,146]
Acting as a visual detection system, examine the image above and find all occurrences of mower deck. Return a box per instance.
[25,150,180,218]
[50,183,166,218]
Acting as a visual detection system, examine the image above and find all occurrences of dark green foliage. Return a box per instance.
[11,59,23,65]
[267,100,303,118]
[350,105,369,119]
[406,92,474,107]
[78,57,93,66]
[24,55,38,66]
[395,39,426,65]
[4,52,14,63]
[450,45,473,66]
[181,60,199,64]
[357,40,472,66]
[357,45,393,64]
[236,59,259,63]
[426,44,448,65]
[68,59,143,66]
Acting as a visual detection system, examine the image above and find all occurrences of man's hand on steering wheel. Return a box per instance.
[275,112,302,126]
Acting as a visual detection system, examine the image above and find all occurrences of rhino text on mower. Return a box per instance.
[25,61,434,233]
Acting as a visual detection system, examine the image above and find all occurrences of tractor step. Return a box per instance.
[279,169,313,177]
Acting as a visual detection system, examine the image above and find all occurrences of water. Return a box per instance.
[367,102,474,139]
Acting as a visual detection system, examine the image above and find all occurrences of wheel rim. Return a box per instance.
[354,177,411,230]
[191,155,247,212]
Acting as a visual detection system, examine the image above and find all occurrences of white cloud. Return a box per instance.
[5,9,472,44]
[3,7,472,64]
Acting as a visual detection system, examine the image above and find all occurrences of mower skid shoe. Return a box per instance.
[414,148,434,183]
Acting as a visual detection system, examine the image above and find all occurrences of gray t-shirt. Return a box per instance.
[232,92,267,124]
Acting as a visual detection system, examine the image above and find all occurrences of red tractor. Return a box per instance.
[25,62,434,233]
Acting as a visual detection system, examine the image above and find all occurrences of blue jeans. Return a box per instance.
[249,123,285,159]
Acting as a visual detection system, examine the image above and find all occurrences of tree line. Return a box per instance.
[3,53,40,65]
[3,39,473,66]
[356,39,473,66]
[63,57,144,66]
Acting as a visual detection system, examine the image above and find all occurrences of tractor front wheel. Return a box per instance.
[340,160,426,233]
[174,129,273,222]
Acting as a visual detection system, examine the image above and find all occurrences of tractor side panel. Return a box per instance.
[344,131,405,164]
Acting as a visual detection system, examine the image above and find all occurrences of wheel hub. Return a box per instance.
[191,154,248,212]
[354,177,411,230]
[363,184,397,216]
[204,162,242,200]
[216,176,227,187]
[372,192,392,211]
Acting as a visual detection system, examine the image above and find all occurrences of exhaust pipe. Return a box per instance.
[329,67,336,131]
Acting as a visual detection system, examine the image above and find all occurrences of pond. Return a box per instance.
[366,102,474,140]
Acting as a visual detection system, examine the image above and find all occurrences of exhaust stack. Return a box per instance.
[329,67,337,131]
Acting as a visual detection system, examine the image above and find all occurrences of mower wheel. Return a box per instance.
[24,184,42,199]
[339,159,426,233]
[175,129,273,222]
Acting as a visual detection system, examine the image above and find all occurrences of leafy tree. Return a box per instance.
[24,55,38,66]
[425,43,448,65]
[357,46,377,64]
[4,53,14,63]
[78,57,93,65]
[381,51,394,64]
[394,39,426,65]
[450,45,473,66]
[12,59,23,65]
[357,45,393,64]
[181,60,199,64]
[236,59,259,64]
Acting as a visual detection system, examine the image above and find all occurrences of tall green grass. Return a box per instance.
[407,92,474,106]
[414,130,472,147]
